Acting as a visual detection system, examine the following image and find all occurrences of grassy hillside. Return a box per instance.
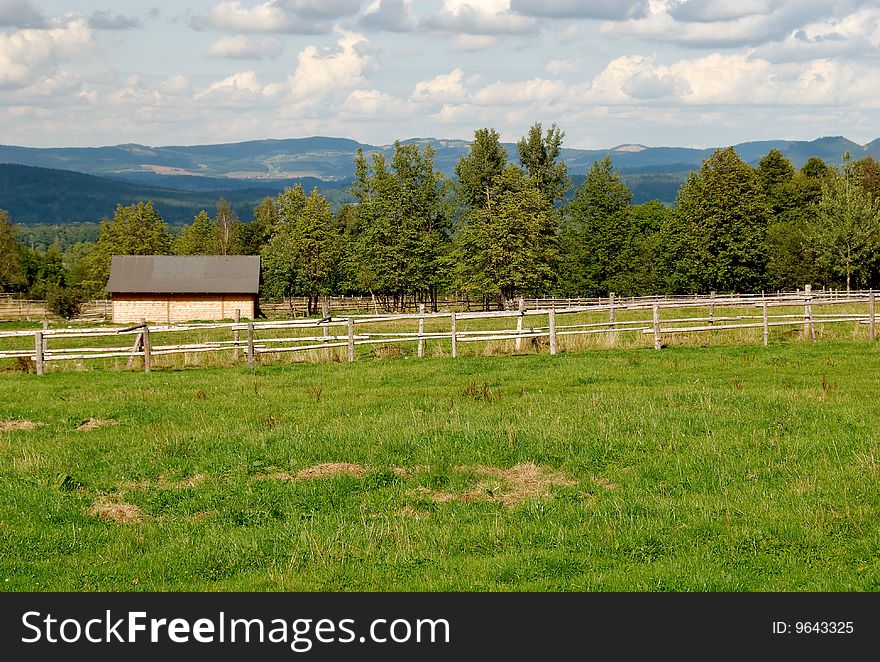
[1,341,878,591]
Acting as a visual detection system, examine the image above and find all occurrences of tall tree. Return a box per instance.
[560,155,633,296]
[352,142,453,310]
[811,153,880,291]
[454,128,508,211]
[456,165,559,307]
[261,188,342,315]
[83,201,172,295]
[214,198,240,255]
[238,196,279,255]
[174,210,217,255]
[517,122,570,204]
[662,147,770,293]
[0,209,25,292]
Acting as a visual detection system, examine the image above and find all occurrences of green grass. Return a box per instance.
[1,341,879,591]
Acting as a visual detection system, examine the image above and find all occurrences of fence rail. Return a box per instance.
[2,286,878,375]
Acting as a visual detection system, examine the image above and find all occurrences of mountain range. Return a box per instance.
[0,135,872,225]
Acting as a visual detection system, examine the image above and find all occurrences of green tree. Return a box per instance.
[811,153,880,291]
[517,122,570,204]
[174,210,217,255]
[83,201,172,295]
[856,156,880,200]
[456,165,559,307]
[560,155,633,296]
[238,196,279,255]
[214,198,240,255]
[0,209,25,292]
[352,142,453,310]
[454,128,509,211]
[261,188,342,315]
[662,147,770,293]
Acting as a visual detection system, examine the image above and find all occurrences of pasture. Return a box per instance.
[1,340,879,591]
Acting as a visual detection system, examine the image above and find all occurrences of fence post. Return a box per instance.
[652,303,662,350]
[233,309,241,362]
[142,323,152,373]
[549,307,557,356]
[608,291,616,345]
[762,300,769,347]
[709,291,715,325]
[870,290,876,341]
[347,318,355,363]
[804,283,815,341]
[322,299,331,361]
[247,322,255,367]
[34,331,44,376]
[41,320,48,356]
[418,303,425,358]
[451,312,458,358]
[515,297,525,352]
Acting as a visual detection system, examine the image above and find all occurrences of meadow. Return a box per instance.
[1,337,879,591]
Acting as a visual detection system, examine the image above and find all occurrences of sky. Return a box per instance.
[1,0,880,150]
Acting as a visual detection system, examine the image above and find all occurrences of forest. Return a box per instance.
[2,122,880,317]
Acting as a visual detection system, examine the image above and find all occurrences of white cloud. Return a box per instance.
[195,70,273,106]
[286,31,376,98]
[411,68,471,104]
[0,18,93,90]
[451,34,497,51]
[472,77,566,105]
[191,1,330,34]
[160,74,192,96]
[580,51,880,110]
[423,0,538,35]
[207,35,284,59]
[546,57,582,76]
[342,88,415,116]
[601,0,859,49]
[358,0,418,32]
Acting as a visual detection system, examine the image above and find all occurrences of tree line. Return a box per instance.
[3,122,880,317]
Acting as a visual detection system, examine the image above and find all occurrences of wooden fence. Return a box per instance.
[2,286,878,375]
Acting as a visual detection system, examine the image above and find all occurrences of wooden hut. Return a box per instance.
[105,255,260,323]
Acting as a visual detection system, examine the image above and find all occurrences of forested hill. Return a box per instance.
[0,134,870,182]
[0,164,351,225]
[0,134,874,224]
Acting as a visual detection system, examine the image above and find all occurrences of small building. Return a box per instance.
[105,255,260,323]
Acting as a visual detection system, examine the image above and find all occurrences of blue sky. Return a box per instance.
[2,0,880,149]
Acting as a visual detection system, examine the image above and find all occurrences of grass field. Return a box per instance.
[1,340,879,591]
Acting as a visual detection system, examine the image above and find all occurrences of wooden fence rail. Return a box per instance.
[2,287,878,374]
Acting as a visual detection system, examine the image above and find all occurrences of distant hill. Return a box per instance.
[0,163,351,225]
[1,134,876,223]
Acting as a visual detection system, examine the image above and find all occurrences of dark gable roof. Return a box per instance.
[106,255,260,294]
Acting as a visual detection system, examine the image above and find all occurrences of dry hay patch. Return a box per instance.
[415,462,575,507]
[258,463,367,481]
[76,418,117,431]
[0,420,44,432]
[89,495,147,523]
